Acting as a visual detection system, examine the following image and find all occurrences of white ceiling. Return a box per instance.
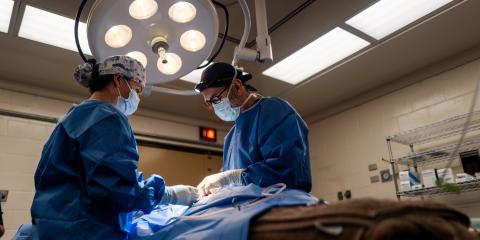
[0,0,479,124]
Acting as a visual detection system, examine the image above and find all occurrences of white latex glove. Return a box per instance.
[160,185,199,206]
[197,169,244,197]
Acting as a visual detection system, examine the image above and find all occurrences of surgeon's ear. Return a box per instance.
[232,79,244,96]
[230,79,238,90]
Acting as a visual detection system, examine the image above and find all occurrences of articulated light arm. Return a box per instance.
[254,0,273,64]
[232,0,273,66]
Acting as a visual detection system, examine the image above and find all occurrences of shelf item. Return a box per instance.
[460,150,480,176]
[387,111,480,145]
[398,180,480,197]
[421,169,436,188]
[392,137,480,166]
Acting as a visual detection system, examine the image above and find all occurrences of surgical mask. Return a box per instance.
[212,84,252,122]
[116,79,140,116]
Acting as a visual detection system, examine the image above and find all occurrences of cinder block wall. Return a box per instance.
[0,116,50,239]
[0,88,226,239]
[309,58,480,216]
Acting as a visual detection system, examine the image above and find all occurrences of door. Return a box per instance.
[137,145,223,186]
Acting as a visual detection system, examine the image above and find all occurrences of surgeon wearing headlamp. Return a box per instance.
[195,62,312,197]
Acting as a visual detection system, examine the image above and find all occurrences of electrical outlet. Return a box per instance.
[368,163,378,171]
[370,175,380,183]
[0,190,8,202]
[380,169,392,182]
[337,191,344,201]
[344,190,352,199]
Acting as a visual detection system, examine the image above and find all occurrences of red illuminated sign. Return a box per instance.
[200,127,217,142]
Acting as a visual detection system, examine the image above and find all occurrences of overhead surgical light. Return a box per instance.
[126,51,148,67]
[157,53,182,75]
[104,25,132,48]
[129,0,158,20]
[180,30,206,52]
[169,2,197,23]
[84,0,219,85]
[75,0,273,96]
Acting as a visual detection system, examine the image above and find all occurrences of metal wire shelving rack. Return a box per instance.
[386,111,480,199]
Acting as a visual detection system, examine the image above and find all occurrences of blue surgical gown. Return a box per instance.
[223,97,312,192]
[31,99,165,240]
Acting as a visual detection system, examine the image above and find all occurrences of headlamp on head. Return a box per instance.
[195,62,253,93]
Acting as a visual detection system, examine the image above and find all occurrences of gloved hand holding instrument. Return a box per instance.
[197,169,245,197]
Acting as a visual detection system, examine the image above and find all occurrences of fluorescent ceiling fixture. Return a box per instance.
[19,5,91,55]
[263,27,370,85]
[346,0,453,40]
[180,62,250,84]
[0,0,14,33]
[180,61,212,84]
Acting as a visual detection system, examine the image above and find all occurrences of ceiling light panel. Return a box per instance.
[19,5,91,54]
[180,61,211,84]
[179,62,250,84]
[263,27,370,85]
[0,0,14,33]
[346,0,453,40]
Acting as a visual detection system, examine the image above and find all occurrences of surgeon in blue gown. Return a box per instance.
[30,56,198,240]
[195,62,312,197]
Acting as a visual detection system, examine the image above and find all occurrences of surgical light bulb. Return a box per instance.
[127,51,148,67]
[157,53,182,75]
[129,0,158,20]
[168,2,197,23]
[105,25,132,48]
[180,30,206,52]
